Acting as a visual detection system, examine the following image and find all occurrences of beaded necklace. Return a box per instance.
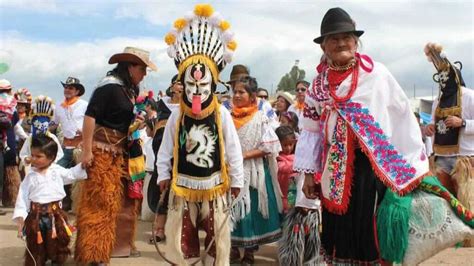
[328,60,359,103]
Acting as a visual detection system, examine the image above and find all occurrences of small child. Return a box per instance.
[12,134,87,266]
[276,126,323,265]
[279,111,300,134]
[275,126,298,212]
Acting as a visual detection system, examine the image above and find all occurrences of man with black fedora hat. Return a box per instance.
[52,76,88,211]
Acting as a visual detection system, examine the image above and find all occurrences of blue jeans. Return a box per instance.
[57,148,75,169]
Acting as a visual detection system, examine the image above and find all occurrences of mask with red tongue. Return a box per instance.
[183,63,215,114]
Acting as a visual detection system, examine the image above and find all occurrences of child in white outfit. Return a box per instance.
[12,134,87,266]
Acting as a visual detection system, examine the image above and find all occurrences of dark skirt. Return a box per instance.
[321,149,386,265]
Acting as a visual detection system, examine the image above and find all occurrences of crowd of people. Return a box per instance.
[0,4,473,266]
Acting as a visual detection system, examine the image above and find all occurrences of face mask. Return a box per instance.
[184,63,213,114]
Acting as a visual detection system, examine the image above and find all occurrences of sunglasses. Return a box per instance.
[295,88,307,92]
[257,95,268,99]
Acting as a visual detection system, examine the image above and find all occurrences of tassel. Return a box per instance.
[376,189,413,263]
[37,231,43,244]
[51,214,57,239]
[63,221,72,237]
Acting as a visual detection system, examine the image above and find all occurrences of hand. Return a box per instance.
[231,188,240,199]
[302,174,320,199]
[17,220,24,238]
[24,157,32,165]
[81,149,94,168]
[159,180,170,192]
[425,124,435,137]
[445,115,463,128]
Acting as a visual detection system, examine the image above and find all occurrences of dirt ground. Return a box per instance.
[0,207,472,265]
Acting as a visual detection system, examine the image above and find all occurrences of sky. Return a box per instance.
[0,0,473,103]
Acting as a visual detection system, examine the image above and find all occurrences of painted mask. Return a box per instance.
[183,63,213,114]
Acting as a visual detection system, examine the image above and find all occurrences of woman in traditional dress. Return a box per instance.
[75,47,157,264]
[296,8,429,264]
[230,76,283,264]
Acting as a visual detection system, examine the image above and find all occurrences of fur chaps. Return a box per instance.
[74,149,125,263]
[451,156,474,247]
[2,165,21,207]
[24,208,70,266]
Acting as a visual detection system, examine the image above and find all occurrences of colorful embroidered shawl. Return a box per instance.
[311,55,430,214]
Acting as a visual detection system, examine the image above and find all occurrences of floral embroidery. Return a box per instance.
[338,101,417,187]
[327,116,348,203]
[310,70,330,102]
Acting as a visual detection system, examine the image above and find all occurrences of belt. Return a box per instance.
[63,136,82,148]
[93,126,127,154]
[30,201,62,215]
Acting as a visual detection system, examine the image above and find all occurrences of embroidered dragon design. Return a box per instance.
[185,124,217,168]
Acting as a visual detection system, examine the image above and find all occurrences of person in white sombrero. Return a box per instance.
[75,46,156,264]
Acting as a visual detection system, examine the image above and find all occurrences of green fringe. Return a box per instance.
[377,189,413,263]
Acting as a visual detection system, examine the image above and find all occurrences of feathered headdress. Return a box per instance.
[29,95,55,136]
[164,3,237,83]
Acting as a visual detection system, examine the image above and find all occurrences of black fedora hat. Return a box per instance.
[313,7,364,44]
[61,76,85,96]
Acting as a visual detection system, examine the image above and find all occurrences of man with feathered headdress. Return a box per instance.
[424,43,474,246]
[156,4,244,265]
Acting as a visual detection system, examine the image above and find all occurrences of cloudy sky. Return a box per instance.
[0,0,472,103]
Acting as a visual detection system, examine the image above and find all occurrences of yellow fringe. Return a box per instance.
[171,97,230,202]
[433,143,460,155]
[177,54,219,84]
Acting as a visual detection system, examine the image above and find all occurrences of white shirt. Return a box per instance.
[53,99,88,141]
[156,105,244,188]
[144,137,155,172]
[12,163,87,221]
[431,87,474,156]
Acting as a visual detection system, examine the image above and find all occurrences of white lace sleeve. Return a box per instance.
[258,116,282,156]
[294,129,322,173]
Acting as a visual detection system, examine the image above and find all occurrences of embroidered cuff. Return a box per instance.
[294,130,322,173]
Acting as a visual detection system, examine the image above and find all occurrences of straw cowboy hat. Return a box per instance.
[313,7,364,44]
[61,76,85,96]
[108,46,158,71]
[275,91,295,105]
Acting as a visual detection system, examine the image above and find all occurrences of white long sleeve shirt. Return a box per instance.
[431,87,474,156]
[156,106,244,188]
[53,99,88,141]
[12,163,87,222]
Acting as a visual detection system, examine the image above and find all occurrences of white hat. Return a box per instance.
[108,47,158,71]
[275,91,295,105]
[0,79,12,91]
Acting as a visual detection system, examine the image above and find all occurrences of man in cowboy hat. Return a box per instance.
[51,76,88,211]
